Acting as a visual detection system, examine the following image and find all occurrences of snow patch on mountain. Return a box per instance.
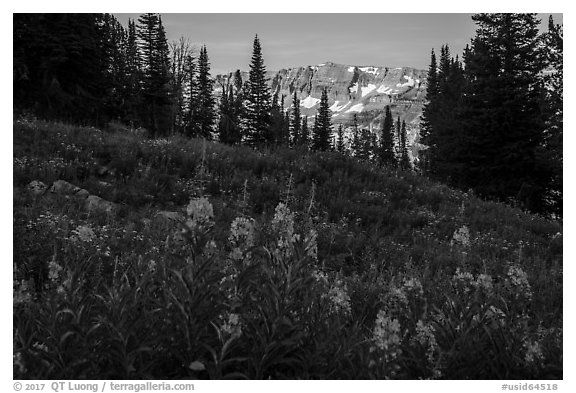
[377,85,393,94]
[347,66,355,73]
[330,101,350,112]
[359,66,379,75]
[396,75,415,88]
[349,83,359,95]
[301,95,321,109]
[346,103,364,113]
[361,84,377,97]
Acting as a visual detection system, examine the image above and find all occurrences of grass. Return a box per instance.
[13,118,562,379]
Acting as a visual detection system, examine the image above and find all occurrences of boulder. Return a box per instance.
[26,180,48,196]
[50,180,80,195]
[85,195,116,214]
[49,180,89,198]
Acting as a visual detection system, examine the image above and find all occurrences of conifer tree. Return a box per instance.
[124,18,142,126]
[336,124,346,153]
[218,84,236,144]
[395,116,402,159]
[184,54,200,137]
[541,15,563,215]
[137,13,172,136]
[300,116,309,148]
[197,45,215,139]
[269,90,286,145]
[399,120,411,170]
[241,35,272,147]
[458,13,549,212]
[351,114,361,155]
[378,105,396,166]
[311,88,332,151]
[355,128,372,161]
[290,90,301,146]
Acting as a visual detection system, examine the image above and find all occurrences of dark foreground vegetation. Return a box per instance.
[13,119,562,379]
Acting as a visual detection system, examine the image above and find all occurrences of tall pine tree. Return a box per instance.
[241,35,272,147]
[459,13,549,212]
[399,120,410,170]
[311,88,332,151]
[137,13,172,137]
[378,105,396,166]
[290,90,301,146]
[196,45,215,139]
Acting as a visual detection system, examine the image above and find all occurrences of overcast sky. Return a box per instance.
[114,13,563,75]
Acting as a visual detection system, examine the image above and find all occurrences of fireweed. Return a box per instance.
[271,203,299,258]
[228,216,256,263]
[370,310,402,371]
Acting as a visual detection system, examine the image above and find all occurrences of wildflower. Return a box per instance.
[386,285,409,311]
[403,277,424,298]
[271,203,299,256]
[32,342,48,353]
[48,259,63,284]
[451,225,470,248]
[452,268,475,294]
[228,217,255,262]
[414,320,438,365]
[523,340,543,364]
[312,269,329,285]
[148,259,157,273]
[220,313,242,339]
[372,310,402,361]
[71,224,96,242]
[13,279,32,305]
[13,351,25,374]
[505,265,532,301]
[204,240,218,258]
[475,273,494,296]
[185,197,214,231]
[485,305,506,329]
[327,278,352,317]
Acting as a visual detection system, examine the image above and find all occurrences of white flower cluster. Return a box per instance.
[220,312,242,339]
[371,310,402,359]
[13,279,32,306]
[414,320,439,366]
[327,277,352,317]
[271,203,299,257]
[451,225,471,248]
[523,339,543,364]
[185,197,214,232]
[71,224,96,243]
[48,258,63,284]
[505,265,532,301]
[452,268,493,296]
[228,217,255,262]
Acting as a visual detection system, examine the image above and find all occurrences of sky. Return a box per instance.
[114,13,563,75]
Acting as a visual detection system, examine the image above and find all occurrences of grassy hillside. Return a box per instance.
[13,118,562,379]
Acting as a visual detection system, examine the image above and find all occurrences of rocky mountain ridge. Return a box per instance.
[216,61,427,132]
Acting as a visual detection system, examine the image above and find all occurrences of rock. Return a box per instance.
[49,180,90,198]
[75,188,90,198]
[97,181,113,188]
[26,180,48,196]
[85,195,116,214]
[50,180,80,195]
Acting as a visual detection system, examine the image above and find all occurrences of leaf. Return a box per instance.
[189,360,206,371]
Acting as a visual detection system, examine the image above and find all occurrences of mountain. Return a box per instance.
[216,61,427,153]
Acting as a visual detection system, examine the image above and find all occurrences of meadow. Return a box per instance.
[13,118,562,379]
